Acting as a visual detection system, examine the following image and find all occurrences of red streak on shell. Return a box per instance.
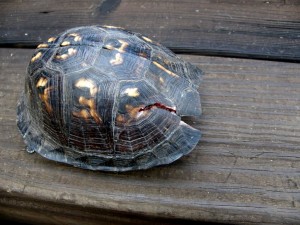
[139,102,176,113]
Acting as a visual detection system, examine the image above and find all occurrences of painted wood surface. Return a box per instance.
[0,48,299,224]
[0,0,299,61]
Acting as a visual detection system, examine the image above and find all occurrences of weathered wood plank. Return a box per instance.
[0,0,300,61]
[0,48,300,225]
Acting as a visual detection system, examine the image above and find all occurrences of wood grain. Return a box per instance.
[0,0,299,61]
[0,48,299,225]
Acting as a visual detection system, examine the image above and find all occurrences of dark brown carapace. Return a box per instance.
[17,25,202,172]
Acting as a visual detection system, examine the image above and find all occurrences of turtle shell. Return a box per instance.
[17,25,203,171]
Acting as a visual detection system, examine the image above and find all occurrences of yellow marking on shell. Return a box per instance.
[103,25,122,29]
[68,33,82,42]
[75,78,97,97]
[47,37,56,42]
[123,87,139,97]
[139,52,148,58]
[61,41,70,46]
[116,114,125,124]
[125,104,149,121]
[55,54,68,60]
[142,36,153,43]
[74,78,101,124]
[55,48,77,60]
[36,77,47,87]
[37,43,49,49]
[73,109,90,120]
[104,40,129,53]
[36,77,53,113]
[153,61,179,77]
[78,96,102,124]
[110,53,123,65]
[31,52,42,62]
[125,104,141,119]
[116,104,150,124]
[118,40,129,53]
[68,48,77,55]
[74,35,82,42]
[68,33,79,37]
[103,44,114,50]
[42,87,53,113]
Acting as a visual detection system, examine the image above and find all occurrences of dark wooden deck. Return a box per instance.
[0,1,300,225]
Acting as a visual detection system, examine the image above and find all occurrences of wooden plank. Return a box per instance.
[0,0,300,61]
[0,48,300,225]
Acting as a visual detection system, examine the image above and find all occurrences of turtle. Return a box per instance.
[16,25,203,172]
